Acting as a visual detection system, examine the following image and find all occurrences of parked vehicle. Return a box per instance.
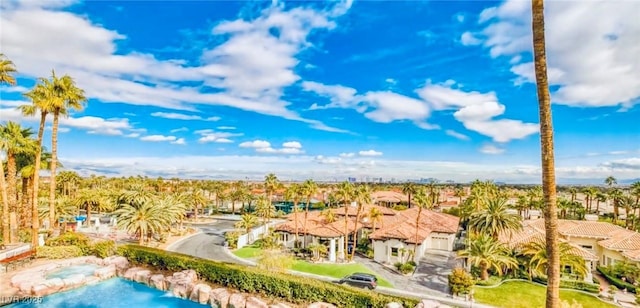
[337,273,378,289]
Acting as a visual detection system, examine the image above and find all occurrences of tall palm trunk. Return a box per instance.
[49,112,60,230]
[532,0,560,306]
[293,200,299,247]
[1,159,10,244]
[6,153,17,243]
[413,207,423,258]
[32,112,46,247]
[350,204,362,260]
[303,199,310,247]
[20,177,29,228]
[343,202,349,261]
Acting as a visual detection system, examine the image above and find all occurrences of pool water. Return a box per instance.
[7,278,208,308]
[45,264,99,279]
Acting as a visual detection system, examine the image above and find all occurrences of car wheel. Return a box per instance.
[367,285,374,290]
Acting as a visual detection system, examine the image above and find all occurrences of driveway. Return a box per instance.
[169,219,249,265]
[413,250,461,294]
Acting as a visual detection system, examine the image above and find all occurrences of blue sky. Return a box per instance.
[1,0,639,184]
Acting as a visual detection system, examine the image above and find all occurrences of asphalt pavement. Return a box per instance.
[168,219,243,264]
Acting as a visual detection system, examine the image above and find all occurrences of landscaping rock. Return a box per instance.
[104,256,129,276]
[166,276,193,299]
[308,303,337,308]
[269,304,292,308]
[18,281,36,294]
[149,274,166,291]
[32,278,65,296]
[228,293,247,308]
[173,269,198,283]
[189,283,212,304]
[133,269,152,284]
[85,256,103,265]
[94,265,116,279]
[123,267,145,280]
[385,303,404,308]
[85,276,101,285]
[62,274,85,289]
[210,288,231,308]
[246,296,269,308]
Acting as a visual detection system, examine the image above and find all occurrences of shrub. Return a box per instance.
[224,231,240,249]
[92,240,117,258]
[448,268,475,296]
[532,277,600,294]
[475,276,502,286]
[598,266,636,293]
[37,246,83,259]
[119,245,418,308]
[45,231,91,254]
[394,262,415,274]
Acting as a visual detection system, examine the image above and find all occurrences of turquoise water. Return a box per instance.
[7,278,208,308]
[45,264,99,279]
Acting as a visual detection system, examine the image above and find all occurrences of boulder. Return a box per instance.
[308,303,337,308]
[62,274,85,289]
[167,277,193,299]
[246,296,269,308]
[149,274,167,291]
[269,304,292,308]
[189,283,212,304]
[94,265,116,279]
[414,300,444,308]
[385,303,404,308]
[123,267,145,280]
[228,293,247,308]
[85,276,101,285]
[32,278,65,297]
[18,281,37,294]
[104,256,130,276]
[173,270,197,283]
[210,288,231,308]
[85,256,103,265]
[133,269,152,284]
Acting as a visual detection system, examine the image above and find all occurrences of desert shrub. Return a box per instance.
[448,268,475,296]
[45,231,91,254]
[37,246,83,259]
[119,245,418,308]
[92,240,117,258]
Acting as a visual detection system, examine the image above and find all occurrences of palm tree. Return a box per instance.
[307,242,328,261]
[605,176,617,188]
[335,181,354,259]
[255,195,275,232]
[301,179,318,247]
[16,149,52,229]
[0,122,37,243]
[520,240,588,280]
[468,197,522,239]
[185,189,208,221]
[532,0,561,305]
[595,192,607,215]
[412,188,431,257]
[264,173,280,205]
[351,184,372,260]
[582,187,597,213]
[609,188,624,223]
[457,234,517,281]
[284,183,302,246]
[321,208,337,223]
[74,189,106,228]
[368,207,383,231]
[235,214,258,242]
[0,54,17,85]
[210,181,227,213]
[38,196,77,227]
[402,182,417,208]
[115,194,183,245]
[47,72,87,230]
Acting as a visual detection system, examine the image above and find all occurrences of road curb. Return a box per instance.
[165,230,203,252]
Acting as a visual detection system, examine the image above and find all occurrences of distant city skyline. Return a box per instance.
[1,0,638,184]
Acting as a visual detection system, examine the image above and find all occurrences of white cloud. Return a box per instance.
[282,141,302,149]
[417,81,538,143]
[480,144,505,155]
[445,129,470,141]
[216,126,236,130]
[151,112,220,121]
[239,139,304,155]
[359,150,382,157]
[339,152,355,158]
[171,138,186,145]
[140,135,177,142]
[195,129,243,144]
[460,32,482,46]
[124,133,140,138]
[473,0,640,108]
[170,127,189,133]
[239,140,271,149]
[0,1,349,132]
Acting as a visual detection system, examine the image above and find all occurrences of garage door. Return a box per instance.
[431,237,449,250]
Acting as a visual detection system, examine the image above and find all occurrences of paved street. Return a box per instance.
[169,219,249,265]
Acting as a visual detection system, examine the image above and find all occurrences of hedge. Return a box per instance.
[37,245,84,259]
[118,245,419,308]
[597,266,637,293]
[532,277,600,294]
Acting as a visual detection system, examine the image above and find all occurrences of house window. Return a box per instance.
[391,247,399,257]
[279,233,288,242]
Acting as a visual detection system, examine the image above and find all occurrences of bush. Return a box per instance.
[37,246,83,259]
[448,268,475,296]
[394,262,415,274]
[92,240,117,258]
[475,276,502,286]
[119,245,418,308]
[45,231,91,254]
[224,231,240,249]
[598,266,636,293]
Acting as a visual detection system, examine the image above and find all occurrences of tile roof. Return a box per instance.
[371,191,409,203]
[500,224,598,261]
[369,208,460,244]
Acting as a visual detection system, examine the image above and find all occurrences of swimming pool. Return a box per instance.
[7,278,208,308]
[45,263,99,279]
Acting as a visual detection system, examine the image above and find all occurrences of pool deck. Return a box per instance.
[0,259,51,298]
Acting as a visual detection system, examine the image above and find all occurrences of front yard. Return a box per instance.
[233,246,393,287]
[473,281,617,308]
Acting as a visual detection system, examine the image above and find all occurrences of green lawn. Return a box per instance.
[232,246,393,287]
[474,281,616,308]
